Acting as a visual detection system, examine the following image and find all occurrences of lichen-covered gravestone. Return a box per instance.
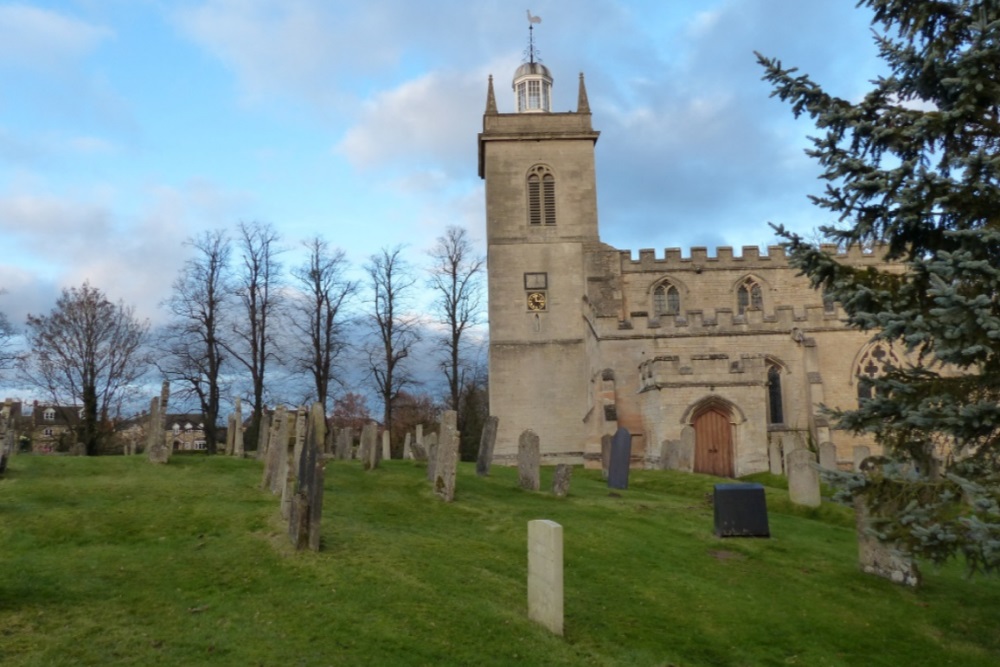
[256,409,271,461]
[607,427,631,490]
[289,402,326,551]
[551,464,572,497]
[786,448,821,508]
[434,410,460,502]
[518,430,541,491]
[425,432,439,481]
[359,423,378,471]
[855,497,920,587]
[147,381,171,464]
[232,397,244,457]
[476,415,499,477]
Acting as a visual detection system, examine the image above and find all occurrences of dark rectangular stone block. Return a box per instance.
[713,483,770,537]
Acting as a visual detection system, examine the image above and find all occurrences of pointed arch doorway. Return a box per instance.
[693,403,734,477]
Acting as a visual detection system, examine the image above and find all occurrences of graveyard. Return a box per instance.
[2,453,999,667]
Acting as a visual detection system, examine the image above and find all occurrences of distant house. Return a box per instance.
[28,401,83,453]
[165,414,211,451]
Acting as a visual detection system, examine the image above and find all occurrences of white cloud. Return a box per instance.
[0,4,111,69]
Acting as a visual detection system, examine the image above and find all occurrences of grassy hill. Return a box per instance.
[1,454,998,666]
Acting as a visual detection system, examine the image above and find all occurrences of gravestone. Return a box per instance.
[713,483,770,537]
[403,432,412,460]
[225,412,236,455]
[360,423,378,471]
[600,434,611,480]
[658,440,671,470]
[233,398,244,457]
[476,416,499,476]
[768,435,784,475]
[434,410,460,502]
[256,409,271,460]
[607,427,631,490]
[289,402,326,551]
[382,430,391,461]
[853,445,871,472]
[855,497,920,587]
[786,449,821,508]
[263,406,289,494]
[425,432,439,481]
[676,425,695,472]
[147,381,171,464]
[410,433,427,461]
[335,427,352,460]
[818,441,836,470]
[293,406,307,471]
[518,430,540,491]
[552,464,572,497]
[280,418,300,520]
[527,519,563,636]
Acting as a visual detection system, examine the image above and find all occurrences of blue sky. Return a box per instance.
[0,1,883,329]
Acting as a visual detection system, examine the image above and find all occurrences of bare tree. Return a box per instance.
[23,282,149,455]
[0,290,17,377]
[224,221,283,450]
[159,230,231,454]
[289,237,358,413]
[427,226,485,415]
[364,246,420,440]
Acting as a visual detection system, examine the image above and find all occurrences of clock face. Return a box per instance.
[526,291,547,311]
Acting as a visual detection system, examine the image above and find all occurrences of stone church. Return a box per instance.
[478,52,892,477]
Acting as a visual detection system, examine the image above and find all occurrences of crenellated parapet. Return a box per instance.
[588,302,842,337]
[620,243,885,272]
[638,352,773,391]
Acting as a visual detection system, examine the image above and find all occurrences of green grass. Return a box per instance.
[1,456,998,667]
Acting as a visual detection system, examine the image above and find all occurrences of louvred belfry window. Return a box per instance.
[527,165,556,225]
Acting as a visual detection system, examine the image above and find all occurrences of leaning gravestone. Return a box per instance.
[434,410,460,501]
[518,430,541,491]
[552,464,572,497]
[818,441,836,470]
[147,381,171,464]
[855,497,920,586]
[256,409,271,460]
[476,416,499,477]
[786,448,821,507]
[280,419,300,520]
[607,427,631,490]
[264,406,290,494]
[289,402,326,551]
[233,398,244,457]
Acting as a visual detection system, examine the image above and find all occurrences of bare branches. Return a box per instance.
[23,282,149,455]
[427,226,485,413]
[364,245,420,437]
[289,236,359,413]
[158,229,231,454]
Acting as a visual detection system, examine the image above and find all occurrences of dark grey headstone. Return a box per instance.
[713,483,770,537]
[607,427,631,490]
[475,416,499,477]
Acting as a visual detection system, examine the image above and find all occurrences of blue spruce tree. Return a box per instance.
[758,0,1000,573]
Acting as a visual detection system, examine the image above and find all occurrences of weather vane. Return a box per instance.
[524,10,543,64]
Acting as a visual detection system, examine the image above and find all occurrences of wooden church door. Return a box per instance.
[693,406,734,477]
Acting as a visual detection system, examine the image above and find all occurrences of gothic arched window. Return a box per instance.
[767,365,784,425]
[737,278,763,315]
[653,283,680,316]
[855,342,900,406]
[527,165,556,226]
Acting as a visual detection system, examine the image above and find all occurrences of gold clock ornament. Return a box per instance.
[526,291,547,311]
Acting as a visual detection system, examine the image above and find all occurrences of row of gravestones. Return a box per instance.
[0,408,15,474]
[257,403,326,551]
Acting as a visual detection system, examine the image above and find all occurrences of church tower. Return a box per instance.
[478,25,600,464]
